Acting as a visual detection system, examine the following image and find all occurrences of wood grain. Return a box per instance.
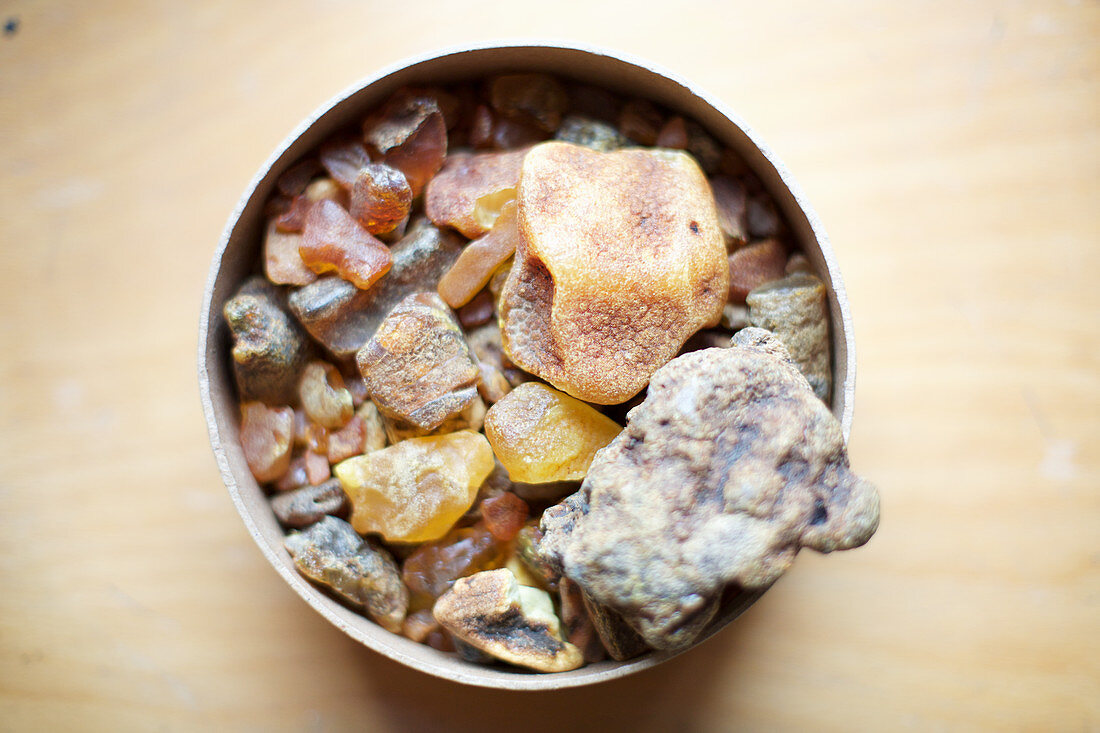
[0,1,1096,730]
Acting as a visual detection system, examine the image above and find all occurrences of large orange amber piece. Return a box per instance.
[425,148,527,238]
[499,142,728,404]
[300,200,392,290]
[334,430,494,543]
[483,383,621,484]
[437,200,519,308]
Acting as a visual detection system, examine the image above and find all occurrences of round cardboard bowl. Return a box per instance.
[198,41,855,691]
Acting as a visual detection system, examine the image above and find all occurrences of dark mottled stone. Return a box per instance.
[270,478,348,528]
[223,276,310,404]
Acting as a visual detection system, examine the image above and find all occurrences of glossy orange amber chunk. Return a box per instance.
[349,162,412,235]
[437,200,519,308]
[240,402,294,483]
[300,200,392,290]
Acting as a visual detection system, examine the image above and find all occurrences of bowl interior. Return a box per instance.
[198,42,855,690]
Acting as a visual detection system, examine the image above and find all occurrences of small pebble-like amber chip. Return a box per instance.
[483,383,621,484]
[335,430,494,543]
[349,162,412,235]
[240,402,294,483]
[437,200,519,308]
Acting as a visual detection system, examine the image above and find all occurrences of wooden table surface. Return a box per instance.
[1,1,1097,730]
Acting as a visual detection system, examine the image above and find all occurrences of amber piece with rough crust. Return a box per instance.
[425,148,527,238]
[363,91,446,196]
[349,162,412,235]
[357,292,480,433]
[300,200,392,290]
[298,360,354,429]
[433,569,582,673]
[224,277,310,405]
[484,382,621,484]
[500,142,728,404]
[240,402,293,483]
[335,430,494,543]
[320,137,371,189]
[437,200,519,308]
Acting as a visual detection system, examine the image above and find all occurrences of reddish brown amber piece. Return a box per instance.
[457,289,494,329]
[240,402,294,483]
[711,175,749,249]
[348,162,412,236]
[326,414,366,464]
[401,609,440,642]
[274,194,313,233]
[481,492,530,542]
[364,91,447,197]
[489,74,568,133]
[618,99,663,146]
[437,200,519,308]
[656,116,689,149]
[277,158,322,197]
[469,104,494,149]
[319,136,371,189]
[300,200,392,290]
[274,454,309,492]
[728,238,788,303]
[425,148,527,239]
[401,524,502,606]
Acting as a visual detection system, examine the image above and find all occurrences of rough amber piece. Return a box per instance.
[357,292,480,433]
[401,609,440,642]
[240,402,294,483]
[363,91,447,196]
[263,220,316,286]
[274,194,312,233]
[300,200,392,290]
[489,74,568,133]
[500,142,728,404]
[326,414,366,463]
[728,238,788,303]
[274,454,309,492]
[304,177,347,206]
[489,117,547,150]
[298,360,354,429]
[484,383,621,484]
[437,200,519,308]
[320,136,371,189]
[277,158,322,197]
[481,492,530,541]
[401,524,501,607]
[425,148,527,238]
[356,401,387,453]
[335,430,494,543]
[349,162,412,235]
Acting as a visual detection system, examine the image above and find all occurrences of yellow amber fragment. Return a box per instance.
[483,383,621,483]
[335,430,494,543]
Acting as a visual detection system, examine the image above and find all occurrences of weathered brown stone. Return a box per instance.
[559,578,607,663]
[746,272,832,401]
[433,569,583,672]
[284,516,408,633]
[223,277,310,404]
[288,219,463,358]
[538,338,879,651]
[356,292,480,433]
[402,524,502,607]
[499,142,728,404]
[580,590,649,661]
[270,478,349,528]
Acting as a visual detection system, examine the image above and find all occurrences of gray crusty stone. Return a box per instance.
[223,276,310,404]
[537,337,879,651]
[746,272,832,402]
[284,516,407,633]
[270,478,349,528]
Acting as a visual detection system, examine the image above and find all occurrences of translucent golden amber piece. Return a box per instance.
[483,383,621,484]
[500,142,728,404]
[349,162,412,235]
[335,430,494,543]
[298,360,354,429]
[300,200,392,290]
[437,200,519,308]
[425,148,527,239]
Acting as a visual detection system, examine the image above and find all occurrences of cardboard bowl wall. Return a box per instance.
[198,42,856,690]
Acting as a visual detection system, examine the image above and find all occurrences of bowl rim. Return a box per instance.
[198,39,856,690]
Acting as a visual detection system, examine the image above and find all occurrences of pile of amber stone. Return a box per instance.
[224,73,846,672]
